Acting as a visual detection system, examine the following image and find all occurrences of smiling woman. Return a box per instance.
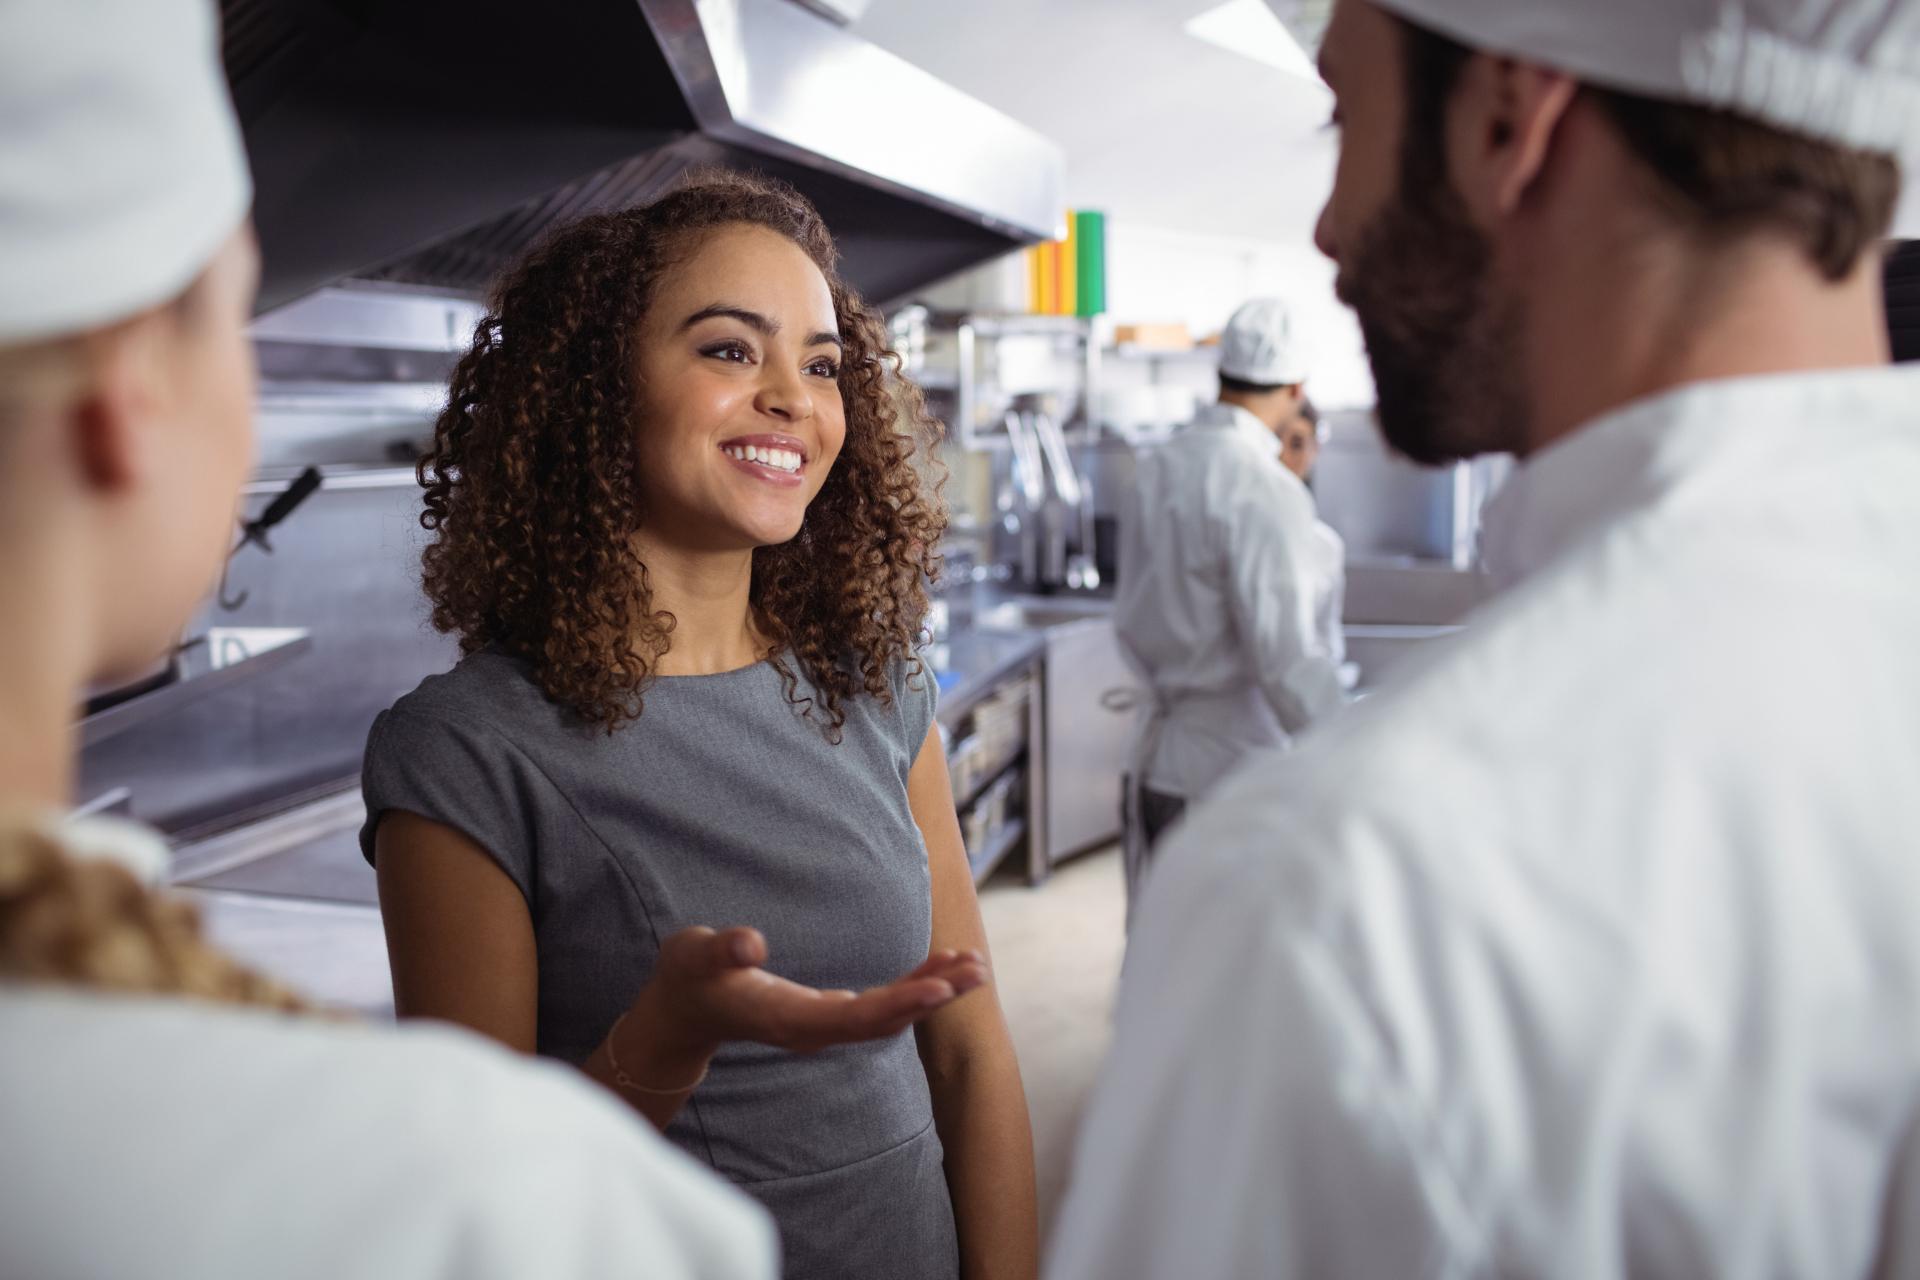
[415,173,941,735]
[361,171,1038,1280]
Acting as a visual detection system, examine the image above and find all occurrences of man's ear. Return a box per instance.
[1450,55,1580,220]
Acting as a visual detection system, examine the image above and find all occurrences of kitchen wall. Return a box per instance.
[911,220,1372,409]
[1103,222,1371,408]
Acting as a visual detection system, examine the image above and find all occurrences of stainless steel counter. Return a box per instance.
[1343,558,1488,625]
[940,589,1136,876]
[82,627,313,750]
[926,627,1047,729]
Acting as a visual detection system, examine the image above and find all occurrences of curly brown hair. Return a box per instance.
[418,170,947,737]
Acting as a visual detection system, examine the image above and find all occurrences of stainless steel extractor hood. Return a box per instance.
[225,0,1065,312]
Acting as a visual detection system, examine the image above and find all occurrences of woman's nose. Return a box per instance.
[754,367,815,423]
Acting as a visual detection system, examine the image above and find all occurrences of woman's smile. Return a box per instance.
[719,433,810,488]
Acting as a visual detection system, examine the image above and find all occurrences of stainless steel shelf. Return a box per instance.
[1106,343,1218,362]
[81,627,313,749]
[924,311,1094,338]
[968,817,1027,885]
[956,750,1026,815]
[928,629,1045,728]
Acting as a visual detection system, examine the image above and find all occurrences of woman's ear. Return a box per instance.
[69,343,144,495]
[72,396,137,492]
[70,320,166,494]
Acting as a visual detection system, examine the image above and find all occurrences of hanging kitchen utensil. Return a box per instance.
[217,465,323,611]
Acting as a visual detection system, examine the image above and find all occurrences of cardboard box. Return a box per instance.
[1112,322,1193,350]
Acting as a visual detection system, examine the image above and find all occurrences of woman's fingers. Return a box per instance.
[718,926,767,969]
[786,991,941,1049]
[938,959,990,996]
[907,949,958,978]
[743,971,969,1049]
[903,948,983,981]
[660,928,992,1051]
[661,925,767,982]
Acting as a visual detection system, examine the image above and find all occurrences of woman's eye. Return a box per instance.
[807,358,841,379]
[704,342,752,364]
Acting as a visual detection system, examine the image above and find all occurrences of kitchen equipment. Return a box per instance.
[217,465,322,609]
[225,0,1063,311]
[78,467,457,835]
[993,406,1101,594]
[947,678,1030,805]
[976,596,1136,868]
[80,626,313,750]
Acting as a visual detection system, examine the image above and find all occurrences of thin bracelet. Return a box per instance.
[604,1011,709,1096]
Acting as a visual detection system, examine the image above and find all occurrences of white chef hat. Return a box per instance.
[0,0,252,345]
[1361,0,1920,156]
[1219,297,1311,386]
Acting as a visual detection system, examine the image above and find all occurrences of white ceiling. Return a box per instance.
[854,1,1920,243]
[853,0,1337,247]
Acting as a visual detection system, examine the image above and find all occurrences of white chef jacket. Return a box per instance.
[1114,403,1348,802]
[1308,517,1347,669]
[0,820,776,1280]
[1049,366,1920,1280]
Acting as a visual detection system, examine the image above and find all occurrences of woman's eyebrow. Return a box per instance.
[682,305,841,350]
[682,304,774,336]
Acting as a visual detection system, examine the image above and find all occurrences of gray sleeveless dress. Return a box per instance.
[359,649,957,1280]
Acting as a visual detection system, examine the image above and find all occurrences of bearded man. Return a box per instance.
[1049,1,1920,1275]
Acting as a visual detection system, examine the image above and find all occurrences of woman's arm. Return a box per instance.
[908,724,1040,1280]
[375,810,540,1049]
[375,810,989,1132]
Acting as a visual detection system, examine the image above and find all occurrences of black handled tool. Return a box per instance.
[218,466,324,610]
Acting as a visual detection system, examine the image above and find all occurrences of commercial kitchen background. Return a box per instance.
[71,0,1920,1239]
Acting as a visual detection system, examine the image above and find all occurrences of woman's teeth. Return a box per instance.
[724,444,803,474]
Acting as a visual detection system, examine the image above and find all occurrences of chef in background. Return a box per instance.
[1051,0,1920,1275]
[1113,297,1348,909]
[1278,397,1349,680]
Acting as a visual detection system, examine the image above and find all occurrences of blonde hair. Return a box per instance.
[0,823,313,1014]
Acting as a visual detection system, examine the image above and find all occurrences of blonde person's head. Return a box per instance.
[0,228,262,684]
[0,0,287,1018]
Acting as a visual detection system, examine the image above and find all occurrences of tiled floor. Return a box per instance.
[187,834,1130,1247]
[975,846,1128,1246]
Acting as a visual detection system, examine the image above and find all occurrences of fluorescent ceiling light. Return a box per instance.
[1183,0,1323,84]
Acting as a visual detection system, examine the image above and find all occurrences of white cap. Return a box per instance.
[1218,297,1310,386]
[1359,0,1920,156]
[0,0,252,345]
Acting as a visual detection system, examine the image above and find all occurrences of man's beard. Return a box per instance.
[1336,178,1525,467]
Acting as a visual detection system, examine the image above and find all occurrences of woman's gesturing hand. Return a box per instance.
[593,926,989,1128]
[640,926,989,1056]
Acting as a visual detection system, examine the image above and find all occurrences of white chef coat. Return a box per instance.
[1308,517,1347,670]
[1114,403,1348,802]
[0,821,776,1280]
[1049,366,1920,1280]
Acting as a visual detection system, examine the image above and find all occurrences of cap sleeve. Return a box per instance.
[358,704,539,906]
[891,652,939,763]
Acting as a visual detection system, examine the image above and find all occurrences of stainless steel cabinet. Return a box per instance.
[1038,616,1138,866]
